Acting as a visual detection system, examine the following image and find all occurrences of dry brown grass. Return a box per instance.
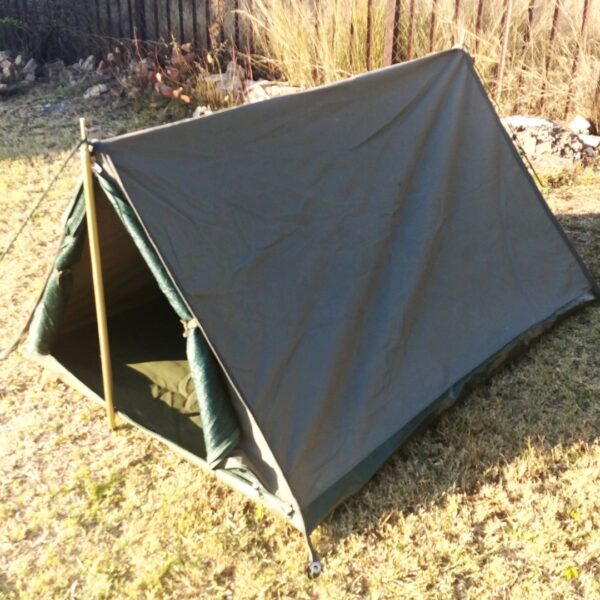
[244,0,600,122]
[1,82,599,599]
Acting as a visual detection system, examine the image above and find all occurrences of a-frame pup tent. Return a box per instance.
[25,49,598,574]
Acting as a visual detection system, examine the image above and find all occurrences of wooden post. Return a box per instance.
[166,0,172,40]
[430,0,439,53]
[451,0,462,46]
[79,118,116,431]
[383,0,400,67]
[406,0,416,60]
[179,0,185,43]
[563,0,592,119]
[127,0,134,38]
[513,0,535,113]
[496,0,513,104]
[539,0,560,112]
[366,0,373,70]
[593,69,600,132]
[192,0,198,48]
[474,0,484,54]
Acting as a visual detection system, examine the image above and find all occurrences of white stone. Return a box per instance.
[22,58,38,75]
[579,134,600,149]
[44,60,65,81]
[83,83,109,99]
[244,80,270,103]
[205,71,243,95]
[14,54,23,67]
[264,83,301,98]
[501,115,554,130]
[226,61,245,79]
[193,105,213,118]
[82,54,95,72]
[535,141,552,155]
[568,115,591,134]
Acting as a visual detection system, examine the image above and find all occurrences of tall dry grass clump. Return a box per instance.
[242,0,600,122]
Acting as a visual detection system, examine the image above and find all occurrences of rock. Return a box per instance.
[243,79,302,103]
[205,71,243,96]
[568,115,591,134]
[22,58,38,75]
[24,73,35,83]
[263,83,302,98]
[83,83,108,98]
[580,134,600,149]
[1,65,14,82]
[14,54,24,68]
[44,60,66,81]
[535,141,552,155]
[0,58,12,70]
[0,82,7,92]
[531,154,573,171]
[521,134,537,155]
[82,54,95,72]
[501,114,593,164]
[204,62,246,98]
[244,80,270,103]
[583,147,595,157]
[193,105,213,118]
[501,115,554,129]
[226,61,245,80]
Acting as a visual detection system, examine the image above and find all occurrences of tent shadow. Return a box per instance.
[318,210,599,545]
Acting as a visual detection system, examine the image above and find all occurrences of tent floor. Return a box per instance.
[52,296,206,458]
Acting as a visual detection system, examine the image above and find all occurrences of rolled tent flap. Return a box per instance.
[29,175,240,468]
[97,175,241,467]
[28,191,87,354]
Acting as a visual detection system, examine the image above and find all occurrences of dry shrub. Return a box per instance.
[98,39,245,115]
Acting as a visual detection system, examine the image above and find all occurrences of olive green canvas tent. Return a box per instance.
[24,49,598,573]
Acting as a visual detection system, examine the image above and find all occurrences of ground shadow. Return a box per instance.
[319,210,599,544]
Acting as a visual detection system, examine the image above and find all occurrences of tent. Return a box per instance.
[25,49,598,574]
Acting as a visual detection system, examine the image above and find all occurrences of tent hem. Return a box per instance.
[301,290,597,532]
[23,349,305,532]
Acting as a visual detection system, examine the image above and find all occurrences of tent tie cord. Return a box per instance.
[0,139,88,267]
[181,318,199,338]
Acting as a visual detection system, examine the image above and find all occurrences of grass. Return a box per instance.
[244,0,600,122]
[1,80,599,599]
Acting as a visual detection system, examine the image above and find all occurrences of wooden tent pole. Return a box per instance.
[79,118,116,431]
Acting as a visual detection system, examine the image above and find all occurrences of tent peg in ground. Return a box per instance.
[304,532,323,578]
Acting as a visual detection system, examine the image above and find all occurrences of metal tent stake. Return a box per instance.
[79,117,116,430]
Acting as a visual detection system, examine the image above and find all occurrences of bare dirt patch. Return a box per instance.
[1,83,599,599]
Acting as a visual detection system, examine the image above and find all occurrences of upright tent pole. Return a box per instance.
[79,118,116,430]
